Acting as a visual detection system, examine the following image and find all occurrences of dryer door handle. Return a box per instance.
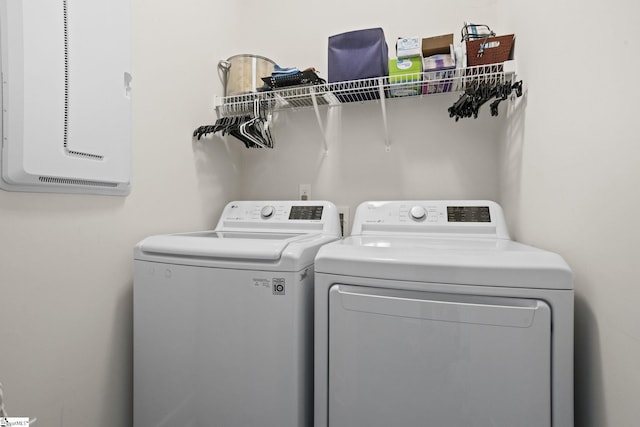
[333,285,549,328]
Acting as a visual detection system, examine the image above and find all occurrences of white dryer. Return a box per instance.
[314,200,574,427]
[134,200,341,427]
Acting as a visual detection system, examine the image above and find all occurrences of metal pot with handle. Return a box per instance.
[218,54,276,96]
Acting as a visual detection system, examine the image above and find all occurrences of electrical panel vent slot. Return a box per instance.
[39,176,118,188]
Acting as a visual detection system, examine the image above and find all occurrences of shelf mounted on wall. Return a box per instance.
[207,60,520,152]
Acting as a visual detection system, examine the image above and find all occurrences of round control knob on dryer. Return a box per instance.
[260,205,275,219]
[409,206,427,221]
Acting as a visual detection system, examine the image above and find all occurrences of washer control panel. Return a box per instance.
[224,202,325,221]
[216,201,341,235]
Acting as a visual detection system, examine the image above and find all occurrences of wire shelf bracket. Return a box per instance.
[310,89,329,155]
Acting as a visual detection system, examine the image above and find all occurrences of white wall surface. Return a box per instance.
[239,98,502,213]
[0,0,241,425]
[2,0,639,426]
[497,0,640,426]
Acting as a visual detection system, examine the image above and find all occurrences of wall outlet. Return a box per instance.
[299,184,311,200]
[337,206,350,237]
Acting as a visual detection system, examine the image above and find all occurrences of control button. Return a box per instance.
[409,206,427,221]
[260,205,275,219]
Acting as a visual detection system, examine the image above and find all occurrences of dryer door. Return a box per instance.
[328,285,552,427]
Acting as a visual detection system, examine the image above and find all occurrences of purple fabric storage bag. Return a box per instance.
[328,28,389,83]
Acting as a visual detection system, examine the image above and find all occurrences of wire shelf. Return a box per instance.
[214,62,515,118]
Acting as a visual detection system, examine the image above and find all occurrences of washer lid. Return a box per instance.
[137,231,309,261]
[315,235,573,290]
[134,200,342,269]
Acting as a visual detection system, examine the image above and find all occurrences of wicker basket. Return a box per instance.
[466,34,515,66]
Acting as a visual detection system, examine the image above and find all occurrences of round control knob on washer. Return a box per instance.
[260,205,275,219]
[409,206,427,221]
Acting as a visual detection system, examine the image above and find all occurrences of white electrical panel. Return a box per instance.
[0,0,132,195]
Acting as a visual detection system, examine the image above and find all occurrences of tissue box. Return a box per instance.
[388,56,423,97]
[423,54,456,94]
[396,37,421,59]
[423,53,455,71]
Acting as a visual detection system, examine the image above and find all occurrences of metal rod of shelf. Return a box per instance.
[310,89,329,154]
[378,78,391,152]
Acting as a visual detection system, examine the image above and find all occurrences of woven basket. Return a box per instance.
[466,34,515,66]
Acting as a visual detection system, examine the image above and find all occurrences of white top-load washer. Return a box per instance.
[314,200,574,427]
[134,200,341,427]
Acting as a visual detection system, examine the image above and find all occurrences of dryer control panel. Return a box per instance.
[351,200,510,239]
